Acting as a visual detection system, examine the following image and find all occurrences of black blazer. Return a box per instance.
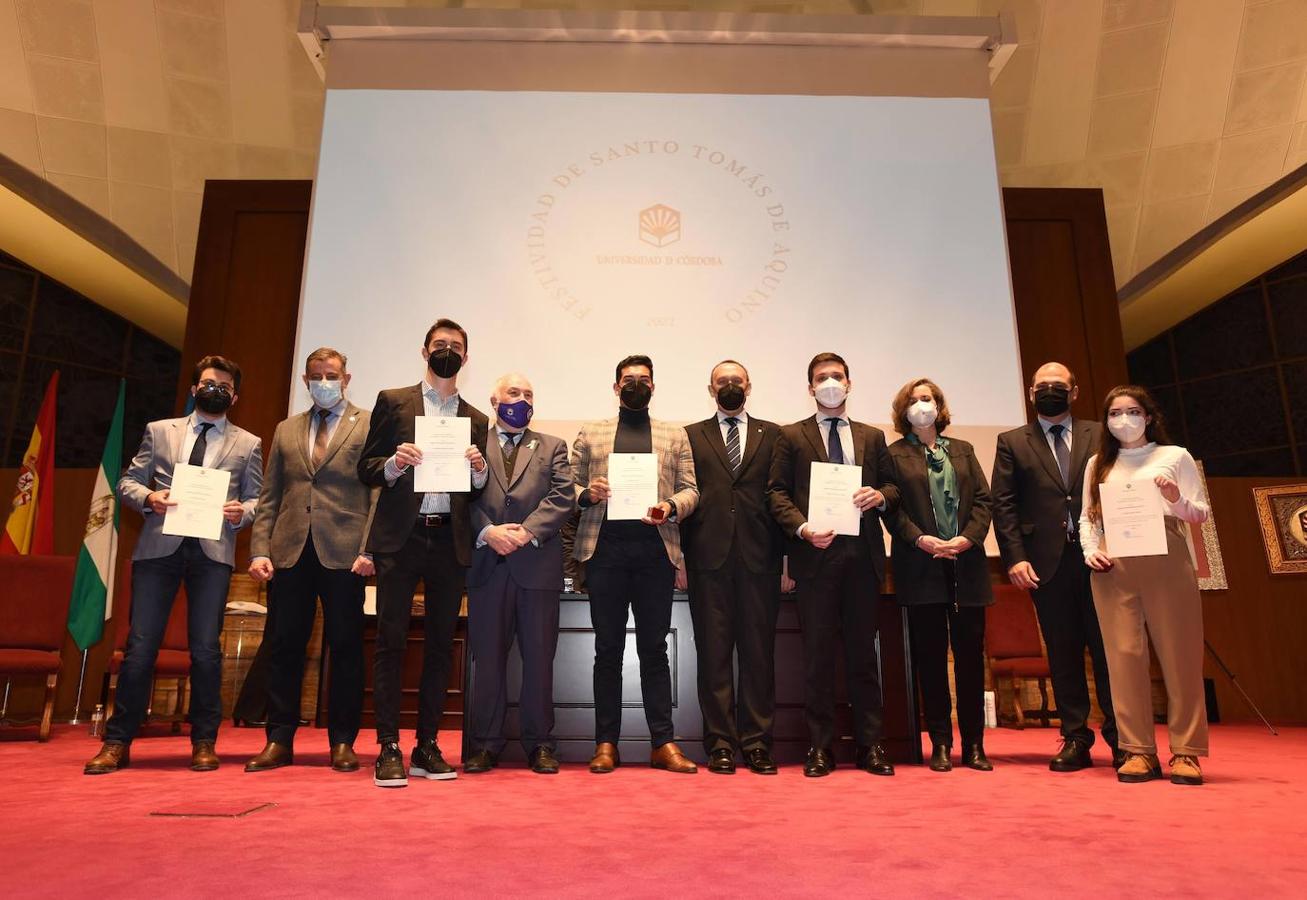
[884,436,993,608]
[767,416,899,583]
[358,385,489,566]
[680,414,784,575]
[990,419,1100,581]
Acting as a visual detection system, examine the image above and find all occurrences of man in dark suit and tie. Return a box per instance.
[768,352,900,778]
[244,347,378,775]
[679,360,786,775]
[358,319,489,788]
[463,373,575,775]
[991,361,1121,771]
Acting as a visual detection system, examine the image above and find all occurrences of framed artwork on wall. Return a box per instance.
[1191,462,1227,590]
[1252,483,1307,576]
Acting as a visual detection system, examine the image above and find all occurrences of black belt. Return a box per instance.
[417,514,450,528]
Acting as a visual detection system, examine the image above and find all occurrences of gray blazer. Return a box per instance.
[249,402,379,570]
[118,416,263,567]
[468,427,576,591]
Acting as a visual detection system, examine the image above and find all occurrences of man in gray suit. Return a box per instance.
[86,355,262,775]
[244,347,378,775]
[464,373,575,775]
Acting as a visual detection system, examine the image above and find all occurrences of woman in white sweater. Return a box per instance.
[1079,385,1210,786]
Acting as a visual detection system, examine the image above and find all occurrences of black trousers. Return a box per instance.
[467,563,560,755]
[794,539,884,750]
[587,532,676,747]
[687,539,780,754]
[372,522,465,745]
[1032,540,1118,748]
[264,534,364,748]
[908,601,987,748]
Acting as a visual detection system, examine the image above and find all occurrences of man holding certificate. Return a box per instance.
[767,352,900,778]
[358,319,489,788]
[572,355,700,775]
[86,356,263,775]
[1080,385,1210,787]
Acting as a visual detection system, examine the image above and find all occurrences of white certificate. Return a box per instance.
[1100,479,1168,557]
[161,463,231,540]
[413,415,471,493]
[607,452,659,521]
[808,462,862,537]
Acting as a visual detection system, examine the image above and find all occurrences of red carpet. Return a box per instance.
[3,723,1304,897]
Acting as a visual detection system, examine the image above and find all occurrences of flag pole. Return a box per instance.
[68,649,90,725]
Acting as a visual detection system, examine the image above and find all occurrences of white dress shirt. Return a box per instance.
[1037,415,1073,461]
[717,409,749,457]
[816,413,854,464]
[180,412,227,467]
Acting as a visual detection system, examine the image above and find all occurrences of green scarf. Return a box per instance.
[908,433,958,540]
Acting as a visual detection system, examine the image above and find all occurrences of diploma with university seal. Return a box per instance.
[607,452,659,521]
[808,462,863,537]
[161,463,231,540]
[1100,479,1168,557]
[413,415,471,493]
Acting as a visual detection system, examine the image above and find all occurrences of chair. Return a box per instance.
[104,559,191,734]
[0,554,77,741]
[987,584,1059,728]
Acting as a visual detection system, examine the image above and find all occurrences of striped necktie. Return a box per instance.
[724,417,741,472]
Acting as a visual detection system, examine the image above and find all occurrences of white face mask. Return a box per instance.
[906,399,937,428]
[813,378,847,409]
[307,377,343,409]
[1107,413,1146,444]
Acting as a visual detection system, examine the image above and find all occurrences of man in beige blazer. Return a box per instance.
[573,354,699,774]
[244,347,378,774]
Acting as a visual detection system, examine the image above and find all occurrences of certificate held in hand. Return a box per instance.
[1099,479,1168,557]
[808,461,862,537]
[607,453,658,521]
[413,415,471,493]
[161,463,231,540]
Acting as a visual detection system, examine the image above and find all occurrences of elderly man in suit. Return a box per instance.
[244,347,378,775]
[991,361,1121,771]
[463,373,575,775]
[85,355,262,775]
[573,354,699,775]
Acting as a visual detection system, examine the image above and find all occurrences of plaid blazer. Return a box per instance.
[571,417,699,567]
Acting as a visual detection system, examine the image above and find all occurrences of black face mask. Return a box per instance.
[1034,385,1071,417]
[427,347,463,379]
[716,383,746,412]
[620,381,652,410]
[194,384,233,415]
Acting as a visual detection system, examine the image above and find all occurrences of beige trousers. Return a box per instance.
[1089,516,1208,757]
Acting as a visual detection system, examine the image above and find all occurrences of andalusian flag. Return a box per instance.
[68,380,125,650]
[1,371,58,556]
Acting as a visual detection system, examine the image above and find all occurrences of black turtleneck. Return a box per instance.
[614,406,652,454]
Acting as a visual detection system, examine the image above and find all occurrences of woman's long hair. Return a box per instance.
[1086,384,1172,523]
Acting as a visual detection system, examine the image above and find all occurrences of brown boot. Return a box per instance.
[244,741,293,772]
[650,741,698,774]
[1116,752,1162,783]
[1169,755,1203,786]
[589,742,620,773]
[331,744,359,772]
[191,740,220,772]
[84,741,130,775]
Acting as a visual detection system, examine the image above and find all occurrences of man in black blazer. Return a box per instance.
[768,352,901,778]
[991,361,1120,771]
[358,318,489,788]
[679,360,786,775]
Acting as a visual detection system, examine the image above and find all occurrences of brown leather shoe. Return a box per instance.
[244,741,293,772]
[191,740,220,772]
[589,742,620,773]
[331,743,360,772]
[84,741,130,775]
[650,741,698,774]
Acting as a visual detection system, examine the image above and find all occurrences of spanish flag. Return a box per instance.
[1,371,58,555]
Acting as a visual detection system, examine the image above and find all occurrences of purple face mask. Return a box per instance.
[497,398,533,429]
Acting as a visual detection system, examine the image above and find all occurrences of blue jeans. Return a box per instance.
[105,540,232,744]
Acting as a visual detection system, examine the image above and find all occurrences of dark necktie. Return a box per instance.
[188,422,213,467]
[826,418,845,465]
[311,408,332,470]
[1050,423,1073,534]
[724,417,742,472]
[500,431,521,478]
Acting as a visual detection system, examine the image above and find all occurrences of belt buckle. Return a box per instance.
[422,514,445,528]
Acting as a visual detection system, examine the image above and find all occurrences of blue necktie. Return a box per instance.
[826,418,845,465]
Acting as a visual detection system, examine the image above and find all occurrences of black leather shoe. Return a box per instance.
[744,747,778,775]
[708,748,736,774]
[463,749,498,774]
[929,743,953,772]
[1111,747,1128,770]
[1050,738,1093,772]
[529,746,560,774]
[962,743,993,771]
[373,742,408,788]
[857,744,895,776]
[803,747,835,778]
[410,739,457,781]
